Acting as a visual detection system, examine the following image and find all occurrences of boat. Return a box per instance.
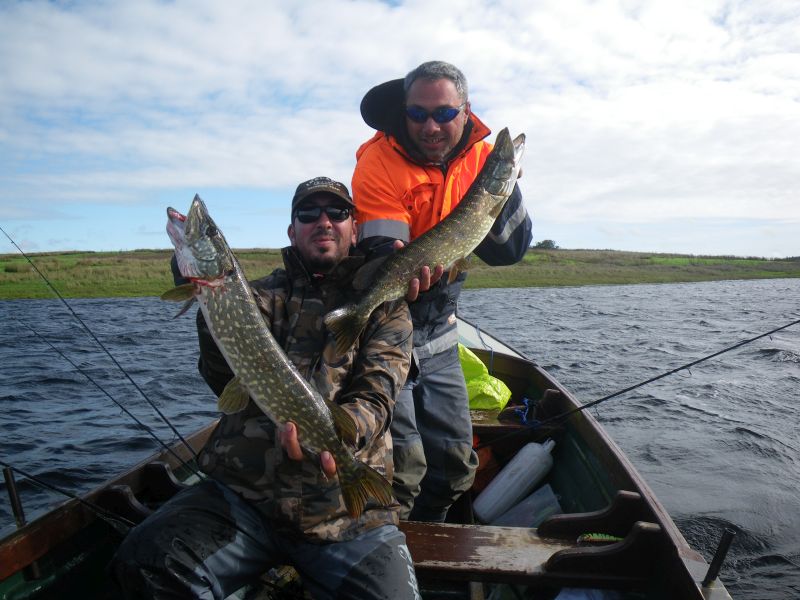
[0,317,733,599]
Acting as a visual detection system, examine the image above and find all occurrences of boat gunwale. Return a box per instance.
[1,319,730,598]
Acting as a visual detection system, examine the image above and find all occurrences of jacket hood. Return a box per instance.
[360,78,405,133]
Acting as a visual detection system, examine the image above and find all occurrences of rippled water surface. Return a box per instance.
[1,279,799,599]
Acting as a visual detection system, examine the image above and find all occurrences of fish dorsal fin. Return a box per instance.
[352,256,390,291]
[161,284,195,302]
[327,400,359,448]
[218,376,251,414]
[447,257,470,284]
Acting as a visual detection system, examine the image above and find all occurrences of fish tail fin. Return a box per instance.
[339,460,395,518]
[324,305,369,355]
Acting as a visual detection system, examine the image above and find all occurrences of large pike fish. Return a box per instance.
[162,196,394,518]
[325,127,525,355]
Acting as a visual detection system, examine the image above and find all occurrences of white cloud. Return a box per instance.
[1,0,798,256]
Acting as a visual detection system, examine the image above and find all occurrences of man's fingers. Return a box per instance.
[281,422,304,461]
[320,451,337,479]
[418,265,431,290]
[282,423,337,477]
[406,277,421,302]
[430,264,444,285]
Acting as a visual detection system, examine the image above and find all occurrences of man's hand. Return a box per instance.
[280,422,336,478]
[392,239,445,302]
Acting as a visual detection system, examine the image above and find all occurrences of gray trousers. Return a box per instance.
[391,344,479,522]
[110,479,420,600]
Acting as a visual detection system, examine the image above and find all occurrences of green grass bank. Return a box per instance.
[1,248,799,300]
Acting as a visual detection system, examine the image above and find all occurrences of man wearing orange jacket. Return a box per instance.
[352,61,533,521]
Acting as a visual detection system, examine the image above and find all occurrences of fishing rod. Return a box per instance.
[13,317,203,478]
[0,225,197,460]
[1,460,135,535]
[477,315,800,448]
[542,316,800,426]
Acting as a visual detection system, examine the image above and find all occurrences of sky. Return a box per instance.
[1,0,798,258]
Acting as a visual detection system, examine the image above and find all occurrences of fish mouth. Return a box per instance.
[166,205,199,280]
[167,207,186,223]
[166,207,187,246]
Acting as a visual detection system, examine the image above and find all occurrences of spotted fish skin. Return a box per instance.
[164,196,394,518]
[324,127,525,355]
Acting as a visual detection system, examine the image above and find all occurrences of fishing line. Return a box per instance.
[476,316,800,449]
[1,225,197,460]
[13,317,203,478]
[0,460,135,535]
[542,316,800,425]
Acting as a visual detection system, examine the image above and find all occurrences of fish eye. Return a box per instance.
[206,225,218,237]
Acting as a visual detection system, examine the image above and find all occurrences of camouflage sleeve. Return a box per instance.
[338,300,413,448]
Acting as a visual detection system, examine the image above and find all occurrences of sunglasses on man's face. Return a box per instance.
[405,103,466,124]
[294,205,352,224]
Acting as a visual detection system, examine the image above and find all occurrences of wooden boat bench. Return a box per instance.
[90,466,667,590]
[400,490,667,589]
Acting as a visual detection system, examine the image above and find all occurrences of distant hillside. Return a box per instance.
[1,248,799,300]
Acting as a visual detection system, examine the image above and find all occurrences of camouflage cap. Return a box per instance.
[291,177,354,216]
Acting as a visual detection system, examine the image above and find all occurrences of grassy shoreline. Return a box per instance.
[2,248,799,300]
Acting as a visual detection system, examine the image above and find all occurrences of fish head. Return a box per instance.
[166,195,235,284]
[484,128,526,202]
[492,128,525,187]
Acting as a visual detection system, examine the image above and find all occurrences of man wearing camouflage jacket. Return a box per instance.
[111,178,419,600]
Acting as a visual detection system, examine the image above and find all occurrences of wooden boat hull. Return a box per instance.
[0,319,732,599]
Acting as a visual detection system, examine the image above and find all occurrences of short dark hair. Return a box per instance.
[403,61,468,103]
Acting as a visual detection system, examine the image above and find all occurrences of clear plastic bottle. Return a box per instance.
[490,483,562,527]
[473,439,556,523]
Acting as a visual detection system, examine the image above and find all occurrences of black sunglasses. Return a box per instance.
[405,103,466,124]
[294,205,352,224]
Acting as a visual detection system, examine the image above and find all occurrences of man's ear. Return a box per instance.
[287,223,296,246]
[350,220,358,246]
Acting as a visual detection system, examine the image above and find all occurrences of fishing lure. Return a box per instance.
[577,532,624,545]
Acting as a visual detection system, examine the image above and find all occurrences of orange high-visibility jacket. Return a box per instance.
[352,114,493,243]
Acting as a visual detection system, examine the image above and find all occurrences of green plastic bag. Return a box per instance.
[459,343,512,410]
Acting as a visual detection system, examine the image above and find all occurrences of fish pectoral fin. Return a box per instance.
[447,257,470,284]
[352,255,389,291]
[324,305,366,356]
[170,298,197,319]
[218,376,250,414]
[327,401,359,448]
[160,283,196,302]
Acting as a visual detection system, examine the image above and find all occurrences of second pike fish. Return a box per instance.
[162,196,394,518]
[325,127,525,355]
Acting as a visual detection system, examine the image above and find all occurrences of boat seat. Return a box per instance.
[400,491,666,589]
[95,485,152,525]
[142,461,190,501]
[400,520,662,589]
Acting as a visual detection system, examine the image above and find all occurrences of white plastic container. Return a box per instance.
[473,439,556,523]
[490,483,562,528]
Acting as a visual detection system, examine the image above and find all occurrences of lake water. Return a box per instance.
[1,278,799,599]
